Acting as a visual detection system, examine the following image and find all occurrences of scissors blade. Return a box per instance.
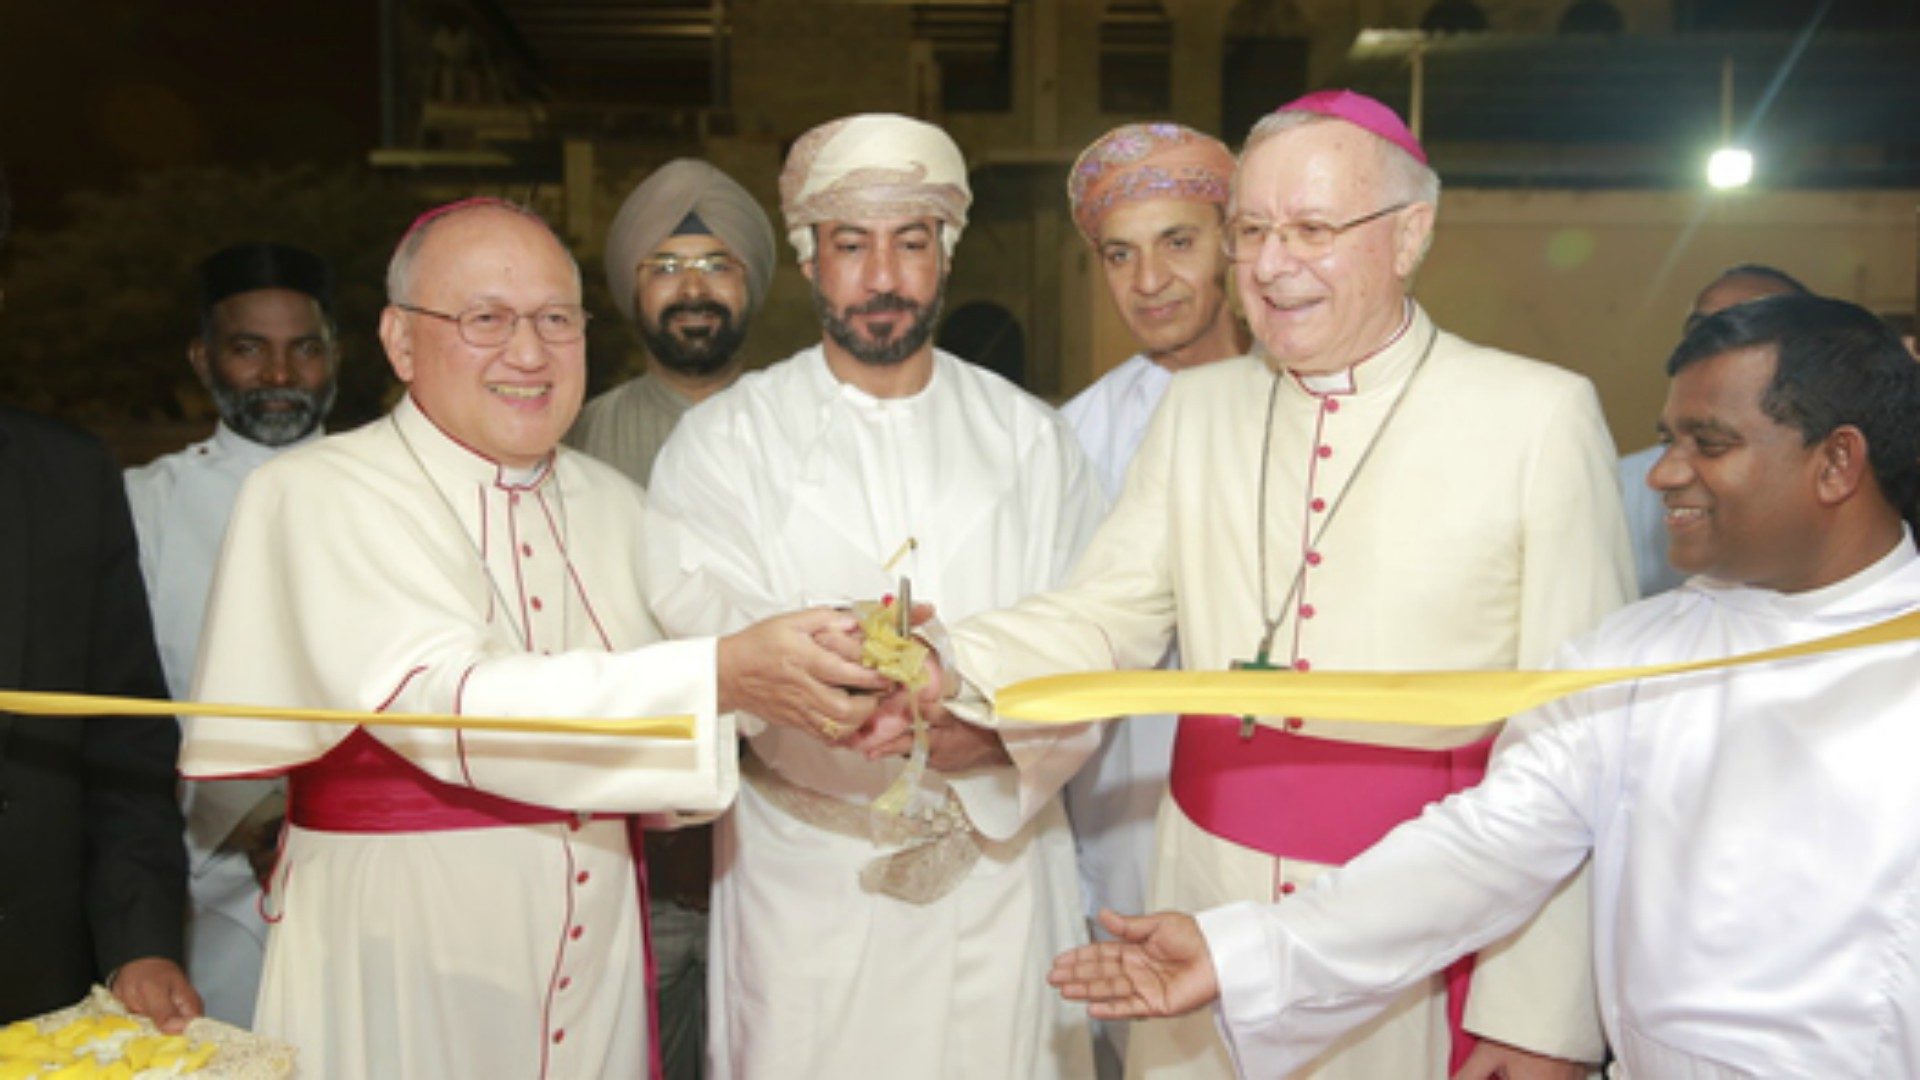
[897,576,912,637]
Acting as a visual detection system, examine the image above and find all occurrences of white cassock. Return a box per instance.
[643,346,1107,1079]
[1201,533,1920,1080]
[179,395,734,1080]
[125,422,314,1028]
[1059,354,1180,1073]
[1617,444,1684,597]
[953,305,1635,1079]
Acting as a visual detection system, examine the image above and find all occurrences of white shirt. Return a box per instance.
[180,396,731,1078]
[1057,354,1181,924]
[124,422,315,1026]
[1201,534,1920,1080]
[1618,444,1684,596]
[644,345,1107,1078]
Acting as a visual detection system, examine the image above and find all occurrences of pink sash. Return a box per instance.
[1171,714,1492,1072]
[287,729,664,1080]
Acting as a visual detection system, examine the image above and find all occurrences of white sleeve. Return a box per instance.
[180,458,732,815]
[1194,682,1610,1076]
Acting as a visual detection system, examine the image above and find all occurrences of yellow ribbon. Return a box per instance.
[0,690,694,740]
[996,608,1920,728]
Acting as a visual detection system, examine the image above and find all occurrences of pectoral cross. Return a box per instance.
[1230,649,1281,740]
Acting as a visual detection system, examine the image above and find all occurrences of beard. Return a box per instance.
[211,382,335,447]
[640,299,748,377]
[812,276,946,367]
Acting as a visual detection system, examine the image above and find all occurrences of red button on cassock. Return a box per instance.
[1280,882,1297,895]
[1316,444,1333,459]
[531,597,544,612]
[1305,551,1323,566]
[1293,658,1311,672]
[1299,604,1315,619]
[521,543,533,557]
[558,977,572,991]
[570,926,584,941]
[576,871,590,885]
[1310,498,1326,512]
[1324,398,1340,413]
[552,1030,565,1044]
[1284,717,1304,731]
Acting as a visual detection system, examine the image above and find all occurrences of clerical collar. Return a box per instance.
[393,393,554,491]
[213,421,318,465]
[1704,524,1920,620]
[1287,300,1420,397]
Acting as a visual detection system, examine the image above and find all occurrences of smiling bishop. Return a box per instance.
[947,90,1636,1080]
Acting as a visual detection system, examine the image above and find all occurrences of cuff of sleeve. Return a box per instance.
[1196,901,1282,1031]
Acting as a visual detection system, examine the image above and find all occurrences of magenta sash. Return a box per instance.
[287,729,664,1080]
[1171,714,1492,1072]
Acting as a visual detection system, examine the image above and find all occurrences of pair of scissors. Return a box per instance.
[896,575,912,638]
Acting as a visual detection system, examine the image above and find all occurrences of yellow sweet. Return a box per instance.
[0,1060,41,1080]
[858,600,929,689]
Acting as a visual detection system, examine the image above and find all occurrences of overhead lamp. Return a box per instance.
[1706,57,1753,190]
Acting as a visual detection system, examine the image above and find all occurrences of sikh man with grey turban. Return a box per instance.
[567,158,777,488]
[643,114,1106,1077]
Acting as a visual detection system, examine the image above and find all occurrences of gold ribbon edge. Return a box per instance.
[994,608,1920,729]
[0,690,694,740]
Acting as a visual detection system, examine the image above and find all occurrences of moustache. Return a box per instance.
[846,293,920,317]
[660,299,734,324]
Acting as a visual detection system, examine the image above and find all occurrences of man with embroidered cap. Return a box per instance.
[123,241,339,1027]
[642,113,1106,1078]
[567,158,777,488]
[1052,293,1920,1079]
[946,90,1633,1078]
[1060,121,1249,1077]
[179,196,895,1078]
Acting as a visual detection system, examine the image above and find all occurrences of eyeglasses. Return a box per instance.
[397,302,591,347]
[638,253,741,278]
[1222,202,1412,262]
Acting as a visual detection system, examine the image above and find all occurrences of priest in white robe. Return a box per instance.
[642,114,1107,1078]
[1051,294,1920,1080]
[180,198,891,1080]
[126,241,339,1027]
[950,91,1633,1079]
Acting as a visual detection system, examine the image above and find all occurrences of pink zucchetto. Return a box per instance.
[1068,123,1234,244]
[1273,89,1428,166]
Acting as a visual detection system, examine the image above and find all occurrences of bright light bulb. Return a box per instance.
[1707,147,1754,189]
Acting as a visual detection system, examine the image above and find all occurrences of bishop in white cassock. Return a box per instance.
[953,92,1633,1079]
[125,241,338,1028]
[642,114,1107,1078]
[180,199,884,1079]
[1054,294,1920,1080]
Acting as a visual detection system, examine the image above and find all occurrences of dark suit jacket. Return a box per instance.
[0,406,186,1022]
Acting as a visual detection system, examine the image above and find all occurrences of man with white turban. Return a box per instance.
[568,158,777,488]
[1059,121,1249,1077]
[643,113,1106,1077]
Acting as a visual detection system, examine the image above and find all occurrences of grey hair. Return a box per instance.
[1238,110,1441,212]
[385,198,579,303]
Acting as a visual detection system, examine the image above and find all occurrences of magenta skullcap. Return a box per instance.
[1274,89,1427,166]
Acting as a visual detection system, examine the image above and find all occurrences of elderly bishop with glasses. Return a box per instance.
[180,197,892,1079]
[944,91,1634,1078]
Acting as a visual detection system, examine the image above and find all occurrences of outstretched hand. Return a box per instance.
[717,608,892,738]
[111,957,203,1034]
[1048,909,1220,1021]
